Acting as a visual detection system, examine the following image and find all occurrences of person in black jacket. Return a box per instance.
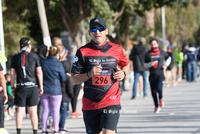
[57,45,74,133]
[59,61,74,132]
[36,44,48,129]
[67,45,83,118]
[129,37,149,99]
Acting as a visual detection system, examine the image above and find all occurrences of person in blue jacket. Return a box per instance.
[40,46,66,134]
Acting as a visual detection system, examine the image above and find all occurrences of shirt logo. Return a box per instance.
[73,56,78,63]
[94,19,99,22]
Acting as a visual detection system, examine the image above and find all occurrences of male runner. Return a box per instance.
[70,17,129,134]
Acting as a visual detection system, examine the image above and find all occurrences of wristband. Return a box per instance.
[87,72,90,78]
[123,71,126,77]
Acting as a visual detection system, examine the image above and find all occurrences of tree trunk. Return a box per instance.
[60,0,84,46]
[145,8,155,37]
[124,12,130,51]
[74,33,79,46]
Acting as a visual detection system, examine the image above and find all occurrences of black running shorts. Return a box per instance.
[14,87,39,107]
[83,105,121,134]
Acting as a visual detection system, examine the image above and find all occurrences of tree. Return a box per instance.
[2,0,37,56]
[155,3,198,45]
[2,0,193,54]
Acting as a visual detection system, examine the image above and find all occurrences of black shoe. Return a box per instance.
[41,131,48,134]
[59,129,69,133]
[38,125,42,129]
[131,96,135,99]
[54,131,61,134]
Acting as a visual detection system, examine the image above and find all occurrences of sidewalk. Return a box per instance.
[5,78,200,134]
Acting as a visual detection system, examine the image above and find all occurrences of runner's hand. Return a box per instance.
[88,64,102,78]
[151,61,155,66]
[12,88,15,96]
[113,66,125,81]
[39,88,43,96]
[162,65,167,70]
[3,92,8,104]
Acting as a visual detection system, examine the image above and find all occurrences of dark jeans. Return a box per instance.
[59,102,68,129]
[0,94,4,128]
[182,61,187,79]
[187,61,197,82]
[37,97,43,126]
[71,84,81,112]
[149,74,165,108]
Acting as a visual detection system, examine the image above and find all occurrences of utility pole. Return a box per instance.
[0,0,6,74]
[162,6,166,49]
[37,0,52,49]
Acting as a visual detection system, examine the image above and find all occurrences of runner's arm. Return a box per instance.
[36,66,43,95]
[0,70,8,104]
[70,64,102,85]
[70,73,89,85]
[10,68,15,88]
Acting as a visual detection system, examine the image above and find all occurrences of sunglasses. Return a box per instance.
[90,27,105,32]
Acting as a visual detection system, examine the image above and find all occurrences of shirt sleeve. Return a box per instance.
[164,51,169,60]
[144,51,151,63]
[59,62,66,82]
[129,48,135,61]
[34,54,41,67]
[10,55,15,69]
[71,49,85,74]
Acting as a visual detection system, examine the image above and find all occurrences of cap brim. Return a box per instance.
[90,22,106,29]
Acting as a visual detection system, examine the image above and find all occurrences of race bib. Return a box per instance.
[92,75,111,86]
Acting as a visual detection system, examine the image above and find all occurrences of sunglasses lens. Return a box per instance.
[91,28,97,32]
[91,27,104,32]
[98,27,104,32]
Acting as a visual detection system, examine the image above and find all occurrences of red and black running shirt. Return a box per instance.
[144,48,169,76]
[71,41,129,110]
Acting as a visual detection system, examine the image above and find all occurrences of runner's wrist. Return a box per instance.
[87,71,90,79]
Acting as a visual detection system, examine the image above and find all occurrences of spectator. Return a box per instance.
[174,45,184,82]
[0,64,8,134]
[184,43,198,82]
[10,37,43,134]
[36,44,48,129]
[165,45,178,87]
[67,44,83,118]
[52,37,62,46]
[182,44,189,80]
[129,37,149,99]
[67,44,77,70]
[57,44,74,132]
[40,46,66,134]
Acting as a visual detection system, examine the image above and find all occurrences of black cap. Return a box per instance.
[20,37,31,51]
[89,17,106,29]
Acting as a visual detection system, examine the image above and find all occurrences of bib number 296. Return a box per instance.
[92,76,111,86]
